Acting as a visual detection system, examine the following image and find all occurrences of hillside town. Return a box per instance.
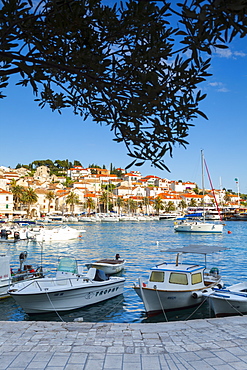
[0,163,243,220]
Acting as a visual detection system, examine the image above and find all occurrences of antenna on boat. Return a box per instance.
[38,241,44,274]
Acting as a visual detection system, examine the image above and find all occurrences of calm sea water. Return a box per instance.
[0,220,246,323]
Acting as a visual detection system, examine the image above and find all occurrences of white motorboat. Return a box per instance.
[8,257,125,314]
[0,224,29,240]
[78,216,101,222]
[133,245,226,316]
[203,282,247,317]
[119,215,139,221]
[0,251,43,299]
[205,210,221,220]
[33,225,85,242]
[85,254,126,275]
[100,214,120,222]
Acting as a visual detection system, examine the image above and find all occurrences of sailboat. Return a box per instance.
[174,150,224,233]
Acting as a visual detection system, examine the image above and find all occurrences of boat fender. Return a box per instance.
[192,291,203,299]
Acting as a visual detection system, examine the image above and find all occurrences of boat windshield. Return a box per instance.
[57,257,78,274]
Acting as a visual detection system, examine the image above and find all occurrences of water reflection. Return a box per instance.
[0,220,246,323]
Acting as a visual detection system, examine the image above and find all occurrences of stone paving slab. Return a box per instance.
[0,316,247,369]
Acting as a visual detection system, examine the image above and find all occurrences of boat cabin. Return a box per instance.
[147,260,206,291]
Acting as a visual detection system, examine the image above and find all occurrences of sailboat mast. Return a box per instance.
[201,150,205,222]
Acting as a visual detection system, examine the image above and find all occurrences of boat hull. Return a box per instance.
[206,282,247,317]
[35,227,84,242]
[86,261,126,275]
[209,295,247,317]
[134,286,209,315]
[9,278,125,314]
[174,222,223,233]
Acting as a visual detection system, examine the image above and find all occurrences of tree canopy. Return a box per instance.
[1,0,247,170]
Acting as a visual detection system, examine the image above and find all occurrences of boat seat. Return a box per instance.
[85,267,96,280]
[94,269,109,281]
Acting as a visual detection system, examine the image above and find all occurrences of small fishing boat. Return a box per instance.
[8,256,125,314]
[203,282,247,317]
[0,251,43,299]
[133,244,226,316]
[85,254,126,275]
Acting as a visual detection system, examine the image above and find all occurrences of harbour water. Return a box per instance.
[0,220,246,323]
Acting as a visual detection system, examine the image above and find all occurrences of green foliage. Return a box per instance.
[193,186,199,194]
[1,0,247,170]
[16,159,80,175]
[73,160,82,167]
[154,196,164,214]
[165,201,176,212]
[88,164,102,169]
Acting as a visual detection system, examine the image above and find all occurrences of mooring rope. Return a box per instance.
[45,291,65,322]
[155,289,168,322]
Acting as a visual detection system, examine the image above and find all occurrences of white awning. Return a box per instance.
[161,244,228,255]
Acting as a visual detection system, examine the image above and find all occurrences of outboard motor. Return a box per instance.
[1,229,8,239]
[19,251,28,271]
[14,231,20,240]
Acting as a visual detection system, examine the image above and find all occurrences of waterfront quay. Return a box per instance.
[1,317,247,369]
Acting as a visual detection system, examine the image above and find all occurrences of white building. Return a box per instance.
[67,167,91,179]
[0,188,14,219]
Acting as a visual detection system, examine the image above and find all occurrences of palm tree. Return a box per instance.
[10,184,25,210]
[165,201,176,213]
[99,191,111,213]
[116,197,125,215]
[189,198,198,207]
[66,192,79,214]
[178,200,187,213]
[128,199,138,215]
[21,187,38,218]
[142,197,150,215]
[85,197,95,215]
[45,191,55,214]
[154,196,164,215]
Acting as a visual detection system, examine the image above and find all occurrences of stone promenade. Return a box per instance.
[1,316,247,369]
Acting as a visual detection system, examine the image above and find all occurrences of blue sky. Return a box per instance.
[0,27,246,193]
